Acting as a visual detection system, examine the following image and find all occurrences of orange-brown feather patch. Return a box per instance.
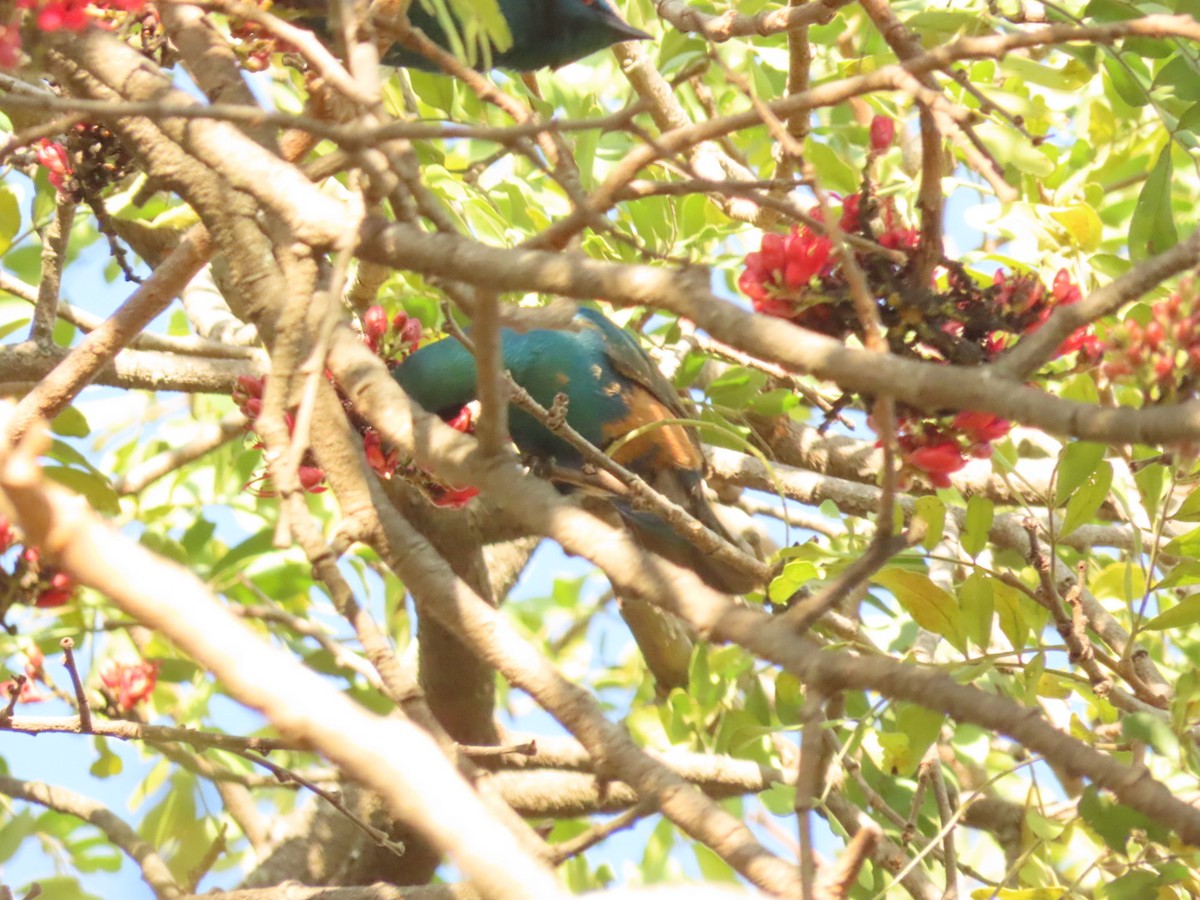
[603,387,702,471]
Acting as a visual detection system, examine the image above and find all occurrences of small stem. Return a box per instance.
[30,198,75,347]
[59,637,92,732]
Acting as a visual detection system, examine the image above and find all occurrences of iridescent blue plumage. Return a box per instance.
[392,307,753,594]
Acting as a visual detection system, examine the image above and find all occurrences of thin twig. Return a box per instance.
[30,198,75,346]
[58,637,91,733]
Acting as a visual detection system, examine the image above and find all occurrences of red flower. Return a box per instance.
[34,139,72,191]
[235,375,264,399]
[869,115,895,152]
[739,227,834,318]
[905,441,967,478]
[35,572,74,608]
[0,679,46,704]
[839,195,862,232]
[398,316,422,350]
[0,25,22,69]
[22,646,44,682]
[364,429,399,478]
[362,305,389,353]
[952,411,1011,444]
[429,484,480,509]
[297,466,327,493]
[99,659,158,710]
[782,228,834,289]
[446,404,476,433]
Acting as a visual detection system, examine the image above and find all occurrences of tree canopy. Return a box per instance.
[0,0,1199,898]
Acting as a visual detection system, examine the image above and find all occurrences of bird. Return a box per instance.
[391,305,757,597]
[300,0,651,72]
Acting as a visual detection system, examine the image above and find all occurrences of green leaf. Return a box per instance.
[89,738,124,778]
[1153,56,1200,102]
[0,185,19,256]
[904,9,992,43]
[959,571,994,651]
[759,782,796,816]
[210,530,277,581]
[993,579,1030,650]
[912,495,945,550]
[1154,559,1200,589]
[1132,452,1165,519]
[1055,442,1106,506]
[961,495,993,557]
[803,139,859,194]
[1050,205,1103,251]
[1079,785,1169,853]
[1164,524,1200,558]
[50,406,90,438]
[181,517,217,558]
[775,671,802,727]
[705,366,768,409]
[1129,146,1177,259]
[31,169,56,227]
[19,877,101,900]
[42,466,120,516]
[1103,55,1149,108]
[1099,871,1165,900]
[1060,461,1112,536]
[1121,712,1179,756]
[767,559,818,606]
[895,703,944,770]
[872,569,962,649]
[1002,56,1091,91]
[693,843,737,881]
[0,810,36,864]
[1143,595,1200,631]
[1171,483,1200,521]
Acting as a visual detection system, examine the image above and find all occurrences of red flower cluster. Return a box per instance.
[1,646,48,706]
[373,396,481,508]
[422,403,480,509]
[895,410,1011,488]
[231,306,447,502]
[739,196,919,334]
[14,0,141,32]
[739,227,834,320]
[0,677,46,705]
[0,25,21,69]
[99,658,158,710]
[34,140,72,193]
[357,304,481,510]
[984,268,1097,360]
[362,305,423,362]
[233,375,328,496]
[14,544,76,608]
[1098,290,1200,403]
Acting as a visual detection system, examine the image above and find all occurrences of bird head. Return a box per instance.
[542,0,651,68]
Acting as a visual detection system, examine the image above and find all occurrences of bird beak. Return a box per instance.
[610,18,652,42]
[596,3,652,42]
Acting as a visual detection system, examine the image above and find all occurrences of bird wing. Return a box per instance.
[573,308,691,421]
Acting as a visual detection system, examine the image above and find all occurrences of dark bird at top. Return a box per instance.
[380,0,652,71]
[391,305,757,596]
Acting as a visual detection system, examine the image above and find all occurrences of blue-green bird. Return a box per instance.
[298,0,650,72]
[383,0,651,70]
[392,306,756,596]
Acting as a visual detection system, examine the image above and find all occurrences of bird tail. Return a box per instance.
[612,497,761,597]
